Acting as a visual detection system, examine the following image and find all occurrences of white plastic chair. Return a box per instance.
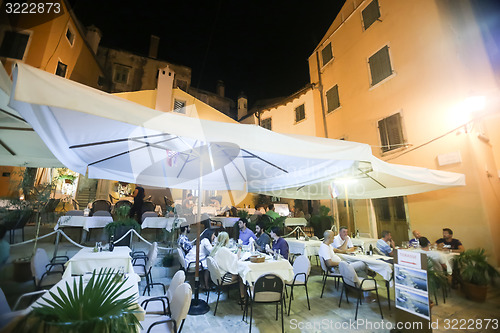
[338,261,383,320]
[206,256,239,315]
[285,255,311,315]
[142,282,192,333]
[319,255,342,297]
[65,210,84,216]
[31,248,68,289]
[0,287,47,330]
[139,270,186,316]
[176,247,199,273]
[133,242,165,295]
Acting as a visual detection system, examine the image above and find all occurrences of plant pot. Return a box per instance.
[114,226,134,247]
[462,281,488,302]
[13,257,32,282]
[64,179,73,184]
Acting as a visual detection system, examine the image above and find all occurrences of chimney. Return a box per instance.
[216,80,225,97]
[85,25,102,54]
[149,35,160,59]
[237,92,248,121]
[155,66,175,112]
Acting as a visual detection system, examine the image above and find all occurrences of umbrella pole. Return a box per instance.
[189,163,210,315]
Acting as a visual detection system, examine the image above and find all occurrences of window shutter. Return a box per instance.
[386,113,403,148]
[369,45,392,85]
[0,31,29,60]
[362,0,381,30]
[295,104,305,122]
[326,85,340,113]
[378,118,389,152]
[321,43,333,66]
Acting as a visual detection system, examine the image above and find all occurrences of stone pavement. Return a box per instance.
[1,225,499,332]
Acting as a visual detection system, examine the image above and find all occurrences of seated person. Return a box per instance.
[376,230,395,257]
[265,203,280,220]
[210,232,246,302]
[332,226,355,253]
[435,228,464,253]
[319,230,366,274]
[266,227,289,260]
[254,221,271,252]
[238,218,257,245]
[209,196,221,210]
[182,192,195,215]
[409,230,421,247]
[295,207,305,218]
[177,224,193,254]
[185,229,215,289]
[418,237,447,272]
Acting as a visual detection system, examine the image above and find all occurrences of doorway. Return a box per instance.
[372,196,409,245]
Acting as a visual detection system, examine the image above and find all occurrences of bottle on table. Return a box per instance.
[109,235,115,252]
[369,244,373,256]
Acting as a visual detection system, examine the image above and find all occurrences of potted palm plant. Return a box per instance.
[453,248,499,302]
[105,205,140,247]
[310,205,334,237]
[15,268,141,332]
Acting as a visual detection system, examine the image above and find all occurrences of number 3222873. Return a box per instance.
[5,2,61,14]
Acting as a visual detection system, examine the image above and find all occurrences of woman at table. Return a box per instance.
[267,227,289,260]
[210,232,246,303]
[128,185,145,223]
[185,228,215,289]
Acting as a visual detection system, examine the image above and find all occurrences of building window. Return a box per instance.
[362,0,381,30]
[113,64,130,84]
[378,112,405,152]
[261,118,272,130]
[369,45,393,86]
[294,104,305,123]
[65,26,75,46]
[321,42,333,66]
[55,61,67,77]
[326,85,340,113]
[0,31,29,60]
[173,99,186,113]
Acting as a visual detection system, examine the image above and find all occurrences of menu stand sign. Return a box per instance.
[393,249,432,333]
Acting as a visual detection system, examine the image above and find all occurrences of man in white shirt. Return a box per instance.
[332,226,356,253]
[319,230,366,274]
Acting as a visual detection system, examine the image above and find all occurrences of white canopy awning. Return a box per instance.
[0,65,63,167]
[8,63,465,199]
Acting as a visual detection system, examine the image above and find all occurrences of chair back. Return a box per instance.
[31,248,50,284]
[338,261,361,288]
[142,211,158,223]
[0,288,11,314]
[318,255,328,274]
[143,201,156,212]
[206,256,222,285]
[93,210,111,217]
[90,200,111,215]
[373,246,385,256]
[145,242,158,273]
[174,204,183,215]
[292,255,311,283]
[170,283,192,327]
[253,274,284,303]
[177,247,187,270]
[167,270,186,302]
[65,210,84,216]
[72,199,80,210]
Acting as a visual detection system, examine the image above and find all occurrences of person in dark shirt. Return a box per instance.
[254,221,270,252]
[435,228,464,253]
[129,185,145,223]
[267,227,289,260]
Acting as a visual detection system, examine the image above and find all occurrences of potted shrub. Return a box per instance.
[310,205,334,237]
[15,268,141,332]
[105,205,140,247]
[453,248,500,302]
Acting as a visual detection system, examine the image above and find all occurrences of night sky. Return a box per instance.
[69,0,345,104]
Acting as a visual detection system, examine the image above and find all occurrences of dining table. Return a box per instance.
[237,253,294,285]
[285,238,322,257]
[141,216,185,232]
[211,217,240,228]
[55,215,113,243]
[62,246,137,281]
[350,236,379,251]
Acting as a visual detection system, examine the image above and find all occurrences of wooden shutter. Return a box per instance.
[0,31,29,60]
[326,85,340,113]
[295,104,305,122]
[321,43,333,66]
[369,45,392,85]
[362,0,381,30]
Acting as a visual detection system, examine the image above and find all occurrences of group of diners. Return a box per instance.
[176,215,290,297]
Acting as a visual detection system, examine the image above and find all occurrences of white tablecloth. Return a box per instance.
[338,253,393,282]
[141,217,185,231]
[351,237,379,250]
[284,218,307,226]
[211,217,240,228]
[238,257,294,284]
[55,216,113,231]
[193,206,218,216]
[285,239,322,257]
[404,248,458,274]
[63,246,134,279]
